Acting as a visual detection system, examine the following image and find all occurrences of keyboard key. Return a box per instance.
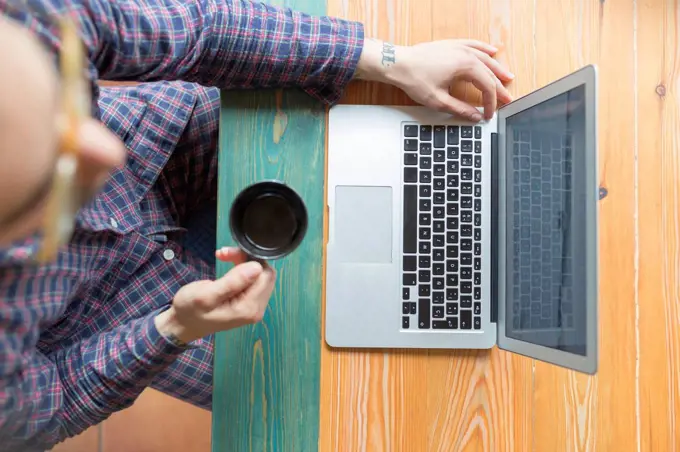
[474,126,482,139]
[461,296,472,308]
[461,267,472,279]
[461,239,473,251]
[403,288,410,300]
[420,157,432,169]
[461,197,472,209]
[433,178,445,190]
[474,199,482,211]
[475,141,482,153]
[461,140,473,153]
[420,171,432,183]
[420,126,432,141]
[433,306,444,318]
[410,302,417,314]
[446,288,458,301]
[433,206,445,218]
[402,303,410,315]
[446,246,458,258]
[461,126,473,138]
[474,214,481,226]
[419,213,431,225]
[461,282,472,294]
[461,310,472,329]
[433,248,445,261]
[404,167,417,183]
[447,317,458,329]
[474,170,482,182]
[418,270,431,282]
[419,285,430,297]
[433,235,445,247]
[447,147,459,160]
[474,185,482,197]
[403,273,416,285]
[433,320,449,329]
[433,292,445,304]
[447,126,459,145]
[404,153,418,165]
[402,316,410,328]
[404,139,418,151]
[419,227,431,240]
[474,317,481,330]
[433,164,445,176]
[447,175,458,188]
[474,272,481,285]
[434,193,445,204]
[461,155,472,167]
[446,303,458,316]
[419,199,431,211]
[474,287,481,300]
[461,168,473,180]
[434,150,446,162]
[403,256,417,271]
[461,182,473,194]
[474,228,481,241]
[474,258,481,271]
[420,143,432,155]
[404,125,418,137]
[446,274,458,286]
[461,254,472,266]
[447,217,459,229]
[461,224,473,237]
[446,259,458,272]
[433,221,445,233]
[433,263,445,275]
[474,242,481,255]
[403,185,417,253]
[418,298,430,328]
[434,126,446,148]
[419,242,431,254]
[419,185,431,198]
[419,256,430,268]
[474,155,482,168]
[461,211,472,223]
[474,302,481,315]
[446,231,459,244]
[447,203,459,216]
[433,277,444,290]
[447,161,459,173]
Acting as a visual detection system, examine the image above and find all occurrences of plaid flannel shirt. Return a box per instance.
[0,1,363,450]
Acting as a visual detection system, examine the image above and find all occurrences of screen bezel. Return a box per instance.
[496,65,598,374]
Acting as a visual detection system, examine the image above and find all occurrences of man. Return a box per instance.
[0,0,513,450]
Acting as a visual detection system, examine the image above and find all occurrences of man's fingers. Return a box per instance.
[456,39,498,56]
[468,48,514,83]
[210,266,277,322]
[215,247,249,265]
[436,94,482,122]
[212,261,263,299]
[462,60,497,120]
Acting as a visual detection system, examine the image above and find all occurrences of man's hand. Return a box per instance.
[355,38,514,122]
[154,247,276,344]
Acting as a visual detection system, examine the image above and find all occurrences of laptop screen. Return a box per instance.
[503,84,588,356]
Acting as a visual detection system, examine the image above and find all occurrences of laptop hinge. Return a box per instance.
[490,132,499,323]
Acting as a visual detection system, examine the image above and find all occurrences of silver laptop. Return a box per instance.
[325,65,598,374]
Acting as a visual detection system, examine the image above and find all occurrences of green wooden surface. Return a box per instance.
[212,1,327,450]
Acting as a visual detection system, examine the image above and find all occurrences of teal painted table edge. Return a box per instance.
[212,2,328,451]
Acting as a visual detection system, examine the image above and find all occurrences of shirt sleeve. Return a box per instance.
[5,0,365,105]
[0,306,186,451]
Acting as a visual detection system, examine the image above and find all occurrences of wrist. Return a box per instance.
[154,307,196,346]
[355,38,407,87]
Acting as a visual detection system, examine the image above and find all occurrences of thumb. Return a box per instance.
[436,94,483,122]
[212,261,263,299]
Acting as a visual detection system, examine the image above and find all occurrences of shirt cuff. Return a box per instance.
[133,309,188,367]
[303,19,365,105]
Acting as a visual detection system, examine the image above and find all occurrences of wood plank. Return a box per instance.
[211,1,327,451]
[102,389,210,452]
[531,1,638,451]
[320,1,533,451]
[637,1,680,450]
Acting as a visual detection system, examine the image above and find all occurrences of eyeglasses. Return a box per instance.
[36,17,89,264]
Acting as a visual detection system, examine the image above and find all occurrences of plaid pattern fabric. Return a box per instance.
[0,1,364,450]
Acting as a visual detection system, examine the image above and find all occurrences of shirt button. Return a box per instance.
[109,217,118,228]
[163,249,175,261]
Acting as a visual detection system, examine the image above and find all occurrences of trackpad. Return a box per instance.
[334,186,393,263]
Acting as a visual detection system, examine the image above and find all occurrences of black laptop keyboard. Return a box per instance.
[401,124,483,331]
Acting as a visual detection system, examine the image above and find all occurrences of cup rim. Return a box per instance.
[228,180,308,260]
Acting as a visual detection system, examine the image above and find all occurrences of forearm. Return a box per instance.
[0,311,184,450]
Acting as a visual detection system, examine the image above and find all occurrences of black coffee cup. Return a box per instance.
[229,180,308,261]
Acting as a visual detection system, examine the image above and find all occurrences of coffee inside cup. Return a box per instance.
[241,194,297,250]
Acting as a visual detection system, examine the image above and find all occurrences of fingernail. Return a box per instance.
[470,113,483,122]
[508,71,515,79]
[242,261,263,279]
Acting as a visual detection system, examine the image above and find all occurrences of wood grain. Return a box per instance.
[211,2,328,451]
[637,1,680,451]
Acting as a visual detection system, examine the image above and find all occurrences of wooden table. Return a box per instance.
[213,0,680,451]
